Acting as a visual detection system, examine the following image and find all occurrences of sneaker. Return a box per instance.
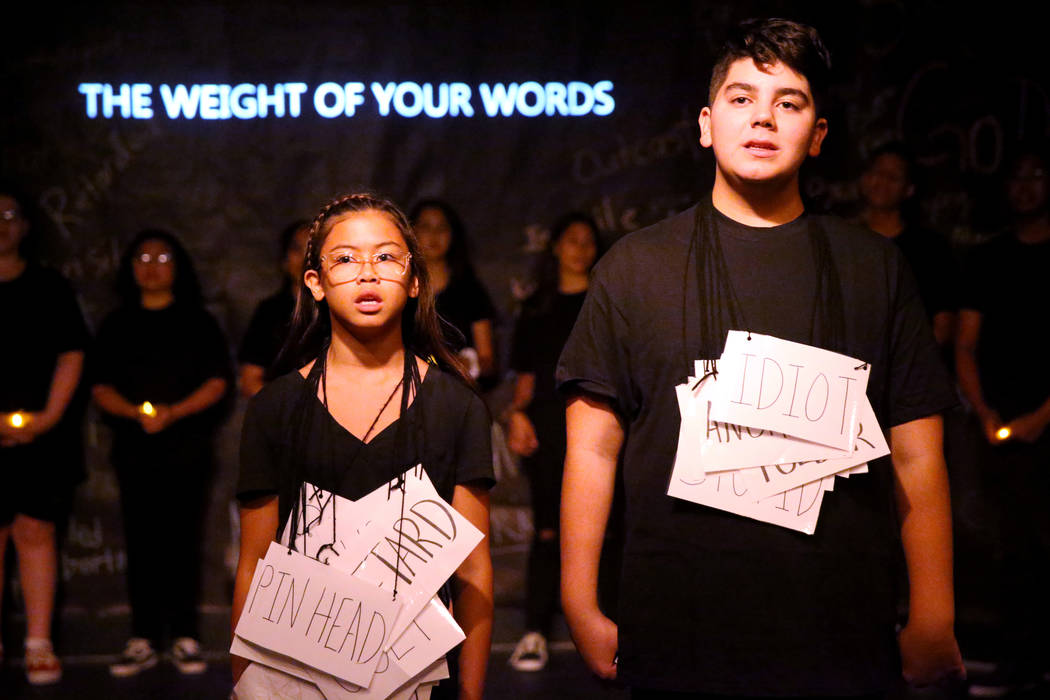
[172,637,207,675]
[509,631,548,672]
[109,638,158,677]
[25,642,62,685]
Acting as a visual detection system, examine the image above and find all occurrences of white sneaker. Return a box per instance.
[25,640,62,685]
[172,637,207,675]
[509,631,548,672]
[109,637,158,677]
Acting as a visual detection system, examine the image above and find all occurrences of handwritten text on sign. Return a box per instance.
[711,331,869,451]
[235,542,401,686]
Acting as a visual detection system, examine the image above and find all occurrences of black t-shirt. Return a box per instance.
[960,233,1050,421]
[0,264,89,412]
[891,225,958,320]
[91,303,232,437]
[237,363,495,533]
[557,201,955,695]
[435,273,495,350]
[510,290,587,406]
[239,288,296,379]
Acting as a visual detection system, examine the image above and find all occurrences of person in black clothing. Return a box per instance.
[91,229,231,677]
[238,219,311,398]
[558,19,964,697]
[409,200,497,382]
[858,142,958,348]
[0,188,88,685]
[232,193,494,699]
[505,212,600,672]
[956,148,1050,695]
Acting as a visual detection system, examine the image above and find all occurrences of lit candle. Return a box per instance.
[8,412,26,428]
[140,401,156,417]
[996,427,1011,441]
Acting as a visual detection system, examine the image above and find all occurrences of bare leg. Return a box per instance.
[12,514,57,640]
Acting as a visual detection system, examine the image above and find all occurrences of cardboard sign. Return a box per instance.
[235,542,402,686]
[711,331,870,450]
[667,467,826,535]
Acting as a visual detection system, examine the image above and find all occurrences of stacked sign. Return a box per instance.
[668,331,890,534]
[233,465,483,699]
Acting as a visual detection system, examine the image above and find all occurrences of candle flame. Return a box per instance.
[9,412,25,428]
[141,401,156,417]
[996,427,1011,440]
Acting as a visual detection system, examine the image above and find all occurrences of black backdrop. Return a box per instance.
[2,0,1047,641]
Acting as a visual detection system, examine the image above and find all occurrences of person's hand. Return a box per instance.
[139,404,175,434]
[898,621,965,686]
[566,607,618,680]
[506,410,539,457]
[0,411,55,446]
[977,407,1005,444]
[1005,410,1050,443]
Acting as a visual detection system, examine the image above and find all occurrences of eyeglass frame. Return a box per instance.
[1,209,24,222]
[134,252,173,265]
[317,250,413,283]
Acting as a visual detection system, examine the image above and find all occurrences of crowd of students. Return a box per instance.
[2,16,1049,700]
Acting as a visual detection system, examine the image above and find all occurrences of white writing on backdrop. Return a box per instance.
[668,332,887,534]
[78,81,615,120]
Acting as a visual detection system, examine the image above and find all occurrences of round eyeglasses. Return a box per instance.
[318,251,412,283]
[136,252,172,265]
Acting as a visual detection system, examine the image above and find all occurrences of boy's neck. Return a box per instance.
[862,207,905,238]
[329,317,406,372]
[558,269,589,294]
[1016,212,1050,244]
[710,170,805,227]
[0,252,26,282]
[140,290,174,310]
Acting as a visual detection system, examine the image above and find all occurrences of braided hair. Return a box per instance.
[277,192,472,387]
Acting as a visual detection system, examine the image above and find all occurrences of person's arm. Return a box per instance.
[891,414,965,686]
[239,364,266,398]
[954,309,1001,443]
[561,393,623,680]
[1,350,84,446]
[931,311,955,348]
[504,372,538,456]
[143,377,228,434]
[92,384,141,420]
[450,483,493,700]
[231,494,279,684]
[1004,396,1050,443]
[471,319,495,377]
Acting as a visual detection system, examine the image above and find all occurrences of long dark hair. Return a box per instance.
[408,199,480,283]
[279,193,473,386]
[115,229,203,307]
[526,211,602,316]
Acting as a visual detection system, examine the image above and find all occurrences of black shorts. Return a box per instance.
[0,438,76,526]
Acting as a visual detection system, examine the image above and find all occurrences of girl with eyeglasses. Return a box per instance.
[91,229,231,677]
[233,194,494,699]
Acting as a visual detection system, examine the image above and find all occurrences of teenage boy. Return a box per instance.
[558,18,965,697]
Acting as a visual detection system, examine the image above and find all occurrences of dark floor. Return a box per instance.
[0,609,1037,700]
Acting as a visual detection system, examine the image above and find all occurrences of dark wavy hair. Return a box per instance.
[408,199,480,283]
[709,18,832,115]
[0,184,38,260]
[279,193,472,386]
[115,229,203,308]
[525,212,602,316]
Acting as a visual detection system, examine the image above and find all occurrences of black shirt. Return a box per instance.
[557,201,955,695]
[510,290,587,406]
[891,225,958,320]
[239,288,296,380]
[960,233,1050,421]
[435,273,495,351]
[0,264,89,413]
[91,303,231,437]
[237,364,495,533]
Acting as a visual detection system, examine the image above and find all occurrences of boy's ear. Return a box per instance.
[808,117,829,157]
[304,269,325,302]
[408,274,420,299]
[698,107,713,148]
